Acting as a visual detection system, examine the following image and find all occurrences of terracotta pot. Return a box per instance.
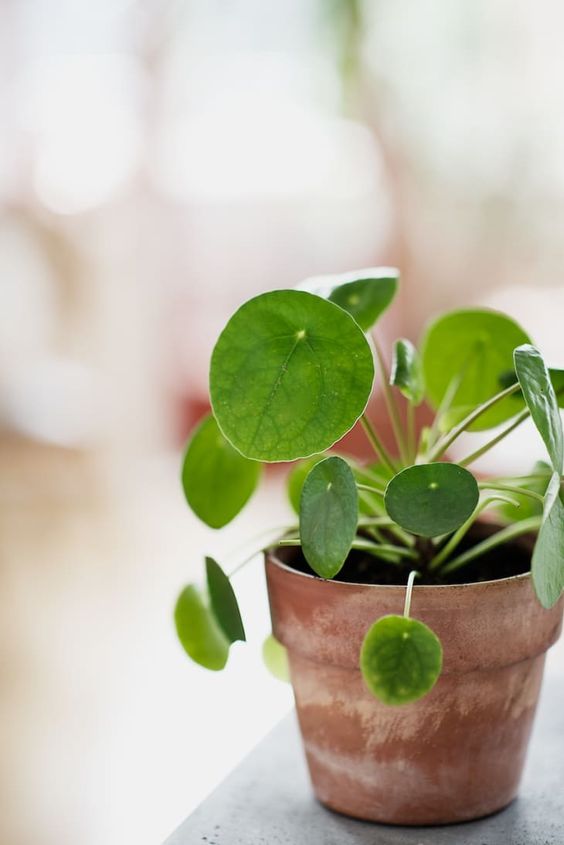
[265,546,563,825]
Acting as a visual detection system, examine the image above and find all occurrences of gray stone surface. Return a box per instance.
[165,672,564,845]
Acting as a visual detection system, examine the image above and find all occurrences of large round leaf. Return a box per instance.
[300,456,358,578]
[298,267,399,331]
[514,345,564,474]
[421,309,530,431]
[174,585,229,671]
[360,615,443,705]
[182,414,261,528]
[205,556,246,643]
[210,290,374,461]
[384,462,479,537]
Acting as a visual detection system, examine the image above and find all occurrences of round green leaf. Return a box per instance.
[384,462,479,537]
[287,454,327,514]
[360,615,443,705]
[262,634,290,682]
[182,414,261,528]
[298,267,399,331]
[421,309,531,431]
[390,338,424,405]
[514,345,564,474]
[174,585,229,671]
[532,473,564,609]
[205,556,246,643]
[300,456,358,578]
[210,290,374,461]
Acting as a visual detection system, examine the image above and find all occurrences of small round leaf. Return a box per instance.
[182,414,261,528]
[210,290,374,461]
[384,462,479,537]
[298,267,399,331]
[287,454,327,514]
[300,456,358,578]
[360,615,443,705]
[390,338,424,405]
[421,309,530,431]
[262,634,290,682]
[205,556,246,643]
[174,585,229,671]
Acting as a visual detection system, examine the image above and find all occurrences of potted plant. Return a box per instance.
[174,268,564,825]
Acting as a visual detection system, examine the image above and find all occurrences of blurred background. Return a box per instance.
[2,1,564,843]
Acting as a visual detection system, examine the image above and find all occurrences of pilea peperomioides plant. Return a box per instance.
[174,268,564,707]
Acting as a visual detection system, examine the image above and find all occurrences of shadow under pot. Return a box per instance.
[264,532,563,826]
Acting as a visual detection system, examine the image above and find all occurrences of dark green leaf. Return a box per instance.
[421,309,530,430]
[205,556,246,643]
[390,338,424,405]
[210,290,374,461]
[299,267,399,331]
[174,585,229,671]
[287,454,327,514]
[532,473,564,608]
[514,345,564,474]
[182,414,261,528]
[300,456,358,578]
[384,462,479,537]
[360,615,443,705]
[550,369,564,408]
[262,634,290,682]
[497,461,551,523]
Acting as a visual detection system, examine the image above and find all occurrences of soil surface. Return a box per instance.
[276,522,533,586]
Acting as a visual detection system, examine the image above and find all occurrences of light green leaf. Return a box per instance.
[174,585,229,671]
[390,338,424,405]
[384,462,479,537]
[532,473,564,609]
[514,345,564,474]
[360,615,443,705]
[181,414,261,528]
[300,456,358,578]
[421,309,530,430]
[210,290,375,462]
[205,557,246,643]
[298,267,398,331]
[262,634,290,682]
[287,454,327,514]
[496,461,551,523]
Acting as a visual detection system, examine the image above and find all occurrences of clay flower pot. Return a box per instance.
[265,547,563,826]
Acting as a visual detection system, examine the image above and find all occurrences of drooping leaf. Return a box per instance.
[360,615,443,705]
[300,456,358,578]
[496,461,551,523]
[532,473,564,609]
[298,267,399,331]
[514,345,564,474]
[287,454,327,514]
[421,309,530,431]
[174,585,229,671]
[262,634,290,682]
[384,462,479,537]
[181,414,261,528]
[210,290,375,461]
[205,557,246,643]
[390,338,424,405]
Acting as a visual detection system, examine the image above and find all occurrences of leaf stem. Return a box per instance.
[356,481,386,496]
[438,516,541,575]
[407,401,416,463]
[427,383,521,462]
[360,415,397,475]
[374,338,409,464]
[458,408,530,467]
[477,482,544,504]
[403,570,419,617]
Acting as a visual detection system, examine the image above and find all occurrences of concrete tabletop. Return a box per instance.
[165,671,564,845]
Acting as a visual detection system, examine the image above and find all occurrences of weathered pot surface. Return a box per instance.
[265,542,563,826]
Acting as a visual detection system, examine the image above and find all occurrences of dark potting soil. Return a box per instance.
[276,522,533,587]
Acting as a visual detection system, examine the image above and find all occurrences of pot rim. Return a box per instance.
[266,548,532,593]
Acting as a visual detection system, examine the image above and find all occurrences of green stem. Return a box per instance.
[438,517,541,576]
[478,482,544,504]
[356,482,386,496]
[458,409,529,467]
[276,538,416,564]
[374,338,409,464]
[407,401,416,463]
[427,383,521,462]
[360,415,397,475]
[425,371,465,456]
